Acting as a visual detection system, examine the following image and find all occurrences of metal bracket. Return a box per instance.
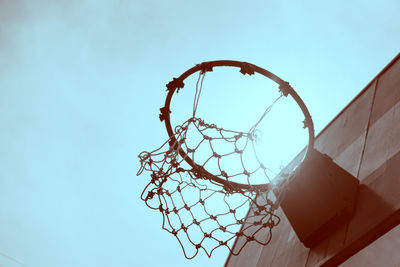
[239,62,255,75]
[197,62,214,74]
[159,106,171,121]
[279,81,292,97]
[166,77,184,93]
[303,118,312,129]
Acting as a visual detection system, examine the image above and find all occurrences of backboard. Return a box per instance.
[225,53,400,266]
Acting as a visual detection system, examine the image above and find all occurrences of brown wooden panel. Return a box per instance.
[270,241,308,267]
[359,99,400,180]
[343,185,394,247]
[314,81,374,159]
[255,209,291,266]
[317,150,400,266]
[225,240,264,267]
[286,235,309,266]
[370,56,400,124]
[362,150,400,209]
[305,220,348,266]
[255,208,309,267]
[339,224,400,266]
[305,236,329,267]
[332,132,365,177]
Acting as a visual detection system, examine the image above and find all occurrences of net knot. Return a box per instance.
[247,236,255,242]
[234,133,243,140]
[251,129,262,142]
[171,160,178,168]
[234,148,243,154]
[257,205,266,212]
[168,139,178,150]
[192,165,205,179]
[146,191,155,200]
[150,174,157,184]
[203,135,212,140]
[176,167,185,173]
[213,152,221,159]
[181,224,188,232]
[219,241,227,246]
[235,231,244,237]
[156,188,163,195]
[197,118,206,127]
[263,222,271,228]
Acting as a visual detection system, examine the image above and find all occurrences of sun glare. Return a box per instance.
[169,65,310,184]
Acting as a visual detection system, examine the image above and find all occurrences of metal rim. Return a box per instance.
[160,60,315,192]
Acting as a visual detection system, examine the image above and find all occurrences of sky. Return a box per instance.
[0,0,399,266]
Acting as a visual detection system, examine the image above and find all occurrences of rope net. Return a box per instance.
[138,116,282,258]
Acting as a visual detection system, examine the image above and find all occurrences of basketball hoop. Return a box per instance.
[137,60,314,258]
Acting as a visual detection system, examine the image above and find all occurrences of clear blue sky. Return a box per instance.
[0,1,399,266]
